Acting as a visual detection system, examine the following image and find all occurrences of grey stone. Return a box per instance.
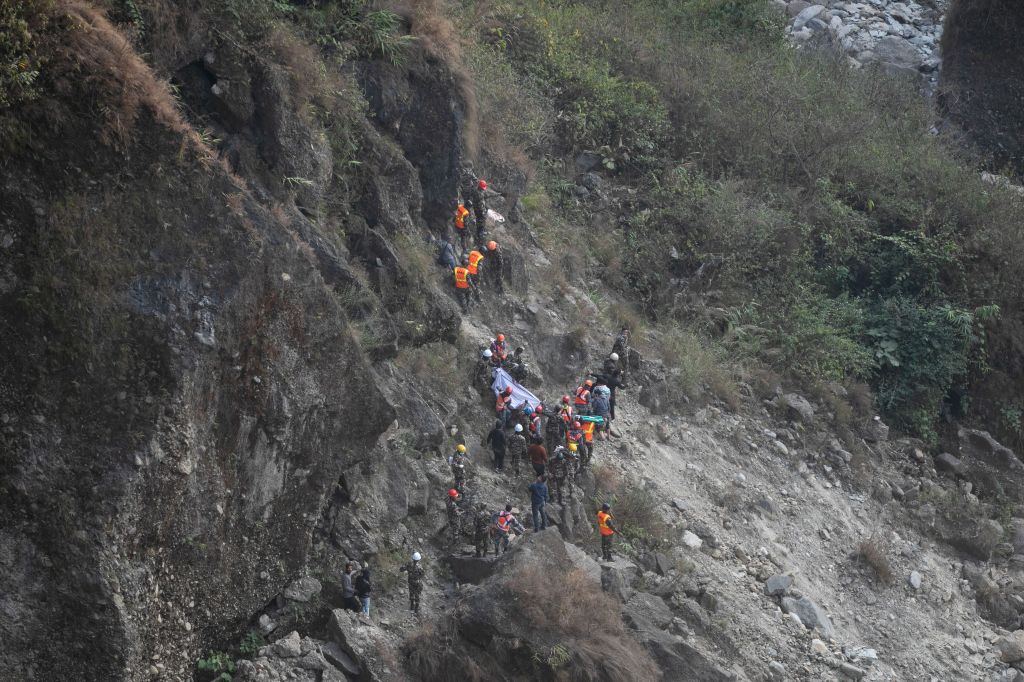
[787,0,811,16]
[283,576,322,603]
[273,631,302,658]
[778,393,815,423]
[997,631,1024,663]
[320,641,361,678]
[792,4,826,29]
[600,557,640,602]
[874,35,921,68]
[839,662,867,679]
[768,661,787,681]
[682,531,703,549]
[765,574,794,596]
[908,570,922,590]
[259,613,277,635]
[782,595,834,639]
[446,555,500,584]
[935,452,966,476]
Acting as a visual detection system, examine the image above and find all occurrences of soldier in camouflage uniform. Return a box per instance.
[399,553,425,614]
[550,445,575,505]
[508,423,528,477]
[472,503,491,558]
[450,445,469,493]
[445,489,464,545]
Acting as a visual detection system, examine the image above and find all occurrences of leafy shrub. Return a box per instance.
[0,1,47,108]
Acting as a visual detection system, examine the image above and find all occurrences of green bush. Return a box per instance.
[0,1,47,108]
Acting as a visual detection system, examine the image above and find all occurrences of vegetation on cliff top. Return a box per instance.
[4,0,1024,445]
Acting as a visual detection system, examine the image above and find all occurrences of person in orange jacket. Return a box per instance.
[467,247,485,302]
[597,503,617,561]
[454,202,470,254]
[453,256,475,313]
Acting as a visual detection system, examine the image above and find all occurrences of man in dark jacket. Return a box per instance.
[485,420,507,472]
[355,568,372,616]
[527,475,549,531]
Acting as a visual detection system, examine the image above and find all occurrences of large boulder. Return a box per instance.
[235,634,348,682]
[958,428,1024,494]
[781,595,835,640]
[600,557,641,602]
[776,393,815,424]
[328,610,403,681]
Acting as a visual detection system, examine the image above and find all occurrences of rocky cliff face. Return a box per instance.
[7,2,1024,682]
[940,0,1024,173]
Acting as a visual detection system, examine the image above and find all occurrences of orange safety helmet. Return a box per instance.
[448,489,459,498]
[479,179,488,190]
[497,333,505,342]
[584,379,594,388]
[562,395,570,404]
[573,421,582,429]
[504,386,513,396]
[487,240,497,251]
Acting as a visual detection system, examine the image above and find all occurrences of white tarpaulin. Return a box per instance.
[491,368,541,412]
[486,208,506,224]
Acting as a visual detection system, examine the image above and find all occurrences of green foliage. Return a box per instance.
[238,631,266,658]
[497,4,672,170]
[197,650,235,679]
[287,1,415,65]
[0,0,48,108]
[867,299,986,442]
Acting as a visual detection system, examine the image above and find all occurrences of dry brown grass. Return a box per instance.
[858,535,893,585]
[49,0,202,152]
[404,615,486,682]
[592,464,623,497]
[266,24,334,112]
[505,565,661,681]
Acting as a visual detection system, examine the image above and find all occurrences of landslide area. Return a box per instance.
[6,1,1024,682]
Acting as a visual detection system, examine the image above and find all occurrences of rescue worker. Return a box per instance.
[508,423,528,477]
[591,362,625,422]
[466,178,488,245]
[612,327,631,377]
[453,258,474,313]
[450,444,469,493]
[591,384,611,440]
[530,405,543,438]
[495,385,513,429]
[485,240,504,294]
[445,488,463,545]
[473,503,491,558]
[493,503,523,554]
[399,552,425,613]
[467,247,484,302]
[477,349,495,389]
[550,444,574,505]
[454,202,470,254]
[566,420,584,451]
[597,503,616,561]
[580,418,596,468]
[485,419,507,472]
[557,395,574,439]
[490,333,508,363]
[574,379,594,415]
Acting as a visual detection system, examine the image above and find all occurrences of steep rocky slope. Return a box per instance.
[5,2,1024,682]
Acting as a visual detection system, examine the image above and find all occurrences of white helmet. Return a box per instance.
[609,352,619,362]
[412,552,421,562]
[483,349,493,358]
[514,424,523,433]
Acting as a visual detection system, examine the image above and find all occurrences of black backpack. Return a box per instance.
[355,573,371,595]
